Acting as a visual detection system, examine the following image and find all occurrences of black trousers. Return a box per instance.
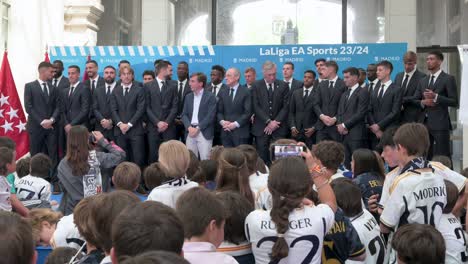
[316,125,341,143]
[116,134,145,167]
[343,137,366,170]
[29,127,58,183]
[291,130,316,150]
[221,132,250,148]
[147,126,176,164]
[255,133,283,165]
[427,129,451,160]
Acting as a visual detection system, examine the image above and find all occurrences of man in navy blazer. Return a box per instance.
[182,72,217,160]
[217,67,252,147]
[414,50,459,158]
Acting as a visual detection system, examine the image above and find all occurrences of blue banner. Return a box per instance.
[50,43,407,83]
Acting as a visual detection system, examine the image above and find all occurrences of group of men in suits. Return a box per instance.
[24,50,459,184]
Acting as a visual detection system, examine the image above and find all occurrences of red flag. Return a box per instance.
[0,51,30,159]
[44,46,50,63]
[82,53,91,81]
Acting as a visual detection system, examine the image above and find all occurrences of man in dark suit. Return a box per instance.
[414,50,458,159]
[336,67,370,168]
[217,68,252,147]
[289,70,318,149]
[282,61,303,95]
[175,61,191,143]
[145,60,178,163]
[252,61,290,164]
[368,60,402,150]
[205,65,228,146]
[313,60,346,143]
[24,62,60,186]
[52,60,70,90]
[111,67,146,167]
[313,58,327,88]
[366,63,379,94]
[84,60,105,131]
[182,72,217,160]
[92,65,117,141]
[394,51,427,124]
[61,65,91,136]
[244,67,256,89]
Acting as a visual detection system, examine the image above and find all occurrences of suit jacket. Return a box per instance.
[413,71,458,130]
[54,76,70,90]
[285,78,303,95]
[85,76,105,95]
[182,90,217,140]
[368,82,402,130]
[394,70,426,123]
[251,79,290,137]
[61,82,91,127]
[92,83,114,132]
[313,78,346,130]
[176,80,192,118]
[144,79,179,132]
[206,83,228,97]
[110,82,146,136]
[336,86,369,140]
[24,80,61,131]
[217,85,252,139]
[288,87,317,131]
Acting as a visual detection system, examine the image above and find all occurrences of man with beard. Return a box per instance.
[85,60,105,131]
[366,63,379,94]
[52,60,70,90]
[93,65,117,141]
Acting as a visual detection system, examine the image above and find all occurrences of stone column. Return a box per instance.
[384,0,416,51]
[63,0,104,46]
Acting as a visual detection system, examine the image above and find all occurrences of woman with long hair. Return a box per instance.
[58,126,125,215]
[351,148,384,212]
[216,148,255,206]
[245,151,337,264]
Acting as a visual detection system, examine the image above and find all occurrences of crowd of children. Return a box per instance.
[0,122,467,264]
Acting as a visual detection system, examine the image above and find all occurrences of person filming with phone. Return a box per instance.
[57,125,126,215]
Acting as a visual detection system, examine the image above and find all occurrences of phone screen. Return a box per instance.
[271,144,306,161]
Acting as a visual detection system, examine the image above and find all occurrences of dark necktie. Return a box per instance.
[179,82,183,100]
[212,85,217,95]
[124,87,129,97]
[92,80,96,94]
[160,81,165,92]
[402,74,410,91]
[304,89,309,99]
[107,85,111,96]
[378,84,385,99]
[428,75,435,89]
[42,83,48,97]
[268,83,273,97]
[229,88,234,101]
[346,89,351,101]
[369,82,374,93]
[329,81,334,89]
[285,81,290,90]
[69,86,74,97]
[53,79,58,87]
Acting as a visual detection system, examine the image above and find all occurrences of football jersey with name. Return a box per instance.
[15,175,51,202]
[245,204,335,264]
[322,209,366,263]
[438,213,468,264]
[380,162,467,208]
[381,170,447,230]
[346,210,386,264]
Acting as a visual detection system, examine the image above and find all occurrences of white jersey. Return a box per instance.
[15,175,51,202]
[381,170,447,230]
[380,162,467,207]
[0,176,11,211]
[147,176,198,208]
[245,204,335,264]
[249,171,268,196]
[438,213,468,264]
[346,210,386,264]
[255,187,272,210]
[50,214,85,250]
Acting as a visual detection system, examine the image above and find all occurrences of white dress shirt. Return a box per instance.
[191,89,204,125]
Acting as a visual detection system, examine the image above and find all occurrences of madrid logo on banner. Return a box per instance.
[50,43,407,83]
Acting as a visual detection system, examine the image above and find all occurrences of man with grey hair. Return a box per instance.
[217,68,252,147]
[251,61,289,164]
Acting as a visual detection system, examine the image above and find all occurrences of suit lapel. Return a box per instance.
[345,87,359,109]
[35,81,49,103]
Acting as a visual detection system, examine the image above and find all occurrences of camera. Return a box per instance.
[270,144,307,161]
